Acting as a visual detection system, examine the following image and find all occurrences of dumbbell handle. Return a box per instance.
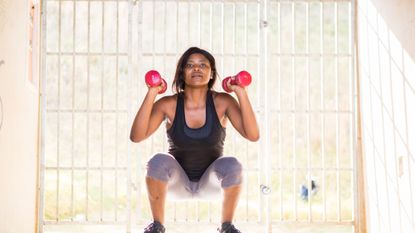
[222,70,252,93]
[145,70,167,94]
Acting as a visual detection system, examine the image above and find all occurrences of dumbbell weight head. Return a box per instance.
[145,70,162,87]
[232,70,251,87]
[222,70,252,93]
[145,70,167,94]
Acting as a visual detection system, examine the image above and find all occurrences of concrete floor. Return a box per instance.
[44,223,353,233]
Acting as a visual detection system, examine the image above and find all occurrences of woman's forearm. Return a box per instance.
[234,89,260,141]
[130,89,159,142]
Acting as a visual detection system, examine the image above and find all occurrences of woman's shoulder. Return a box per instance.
[156,94,178,106]
[212,90,233,100]
[211,90,234,105]
[154,94,178,114]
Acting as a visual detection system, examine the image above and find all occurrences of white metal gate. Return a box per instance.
[39,0,356,232]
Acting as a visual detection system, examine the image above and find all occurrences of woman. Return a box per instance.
[130,47,259,233]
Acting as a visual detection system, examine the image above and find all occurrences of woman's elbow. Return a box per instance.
[248,133,260,142]
[130,135,138,143]
[130,134,143,143]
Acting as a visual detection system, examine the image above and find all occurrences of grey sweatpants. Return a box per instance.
[146,153,243,200]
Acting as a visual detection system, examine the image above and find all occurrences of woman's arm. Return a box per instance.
[130,88,167,143]
[224,85,260,142]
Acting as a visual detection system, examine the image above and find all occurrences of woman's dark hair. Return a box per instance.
[172,47,218,93]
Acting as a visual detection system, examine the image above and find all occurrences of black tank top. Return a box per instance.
[167,91,226,181]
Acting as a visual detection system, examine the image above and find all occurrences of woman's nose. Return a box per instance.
[192,64,201,71]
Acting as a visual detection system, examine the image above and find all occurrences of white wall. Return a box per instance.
[368,0,415,61]
[0,0,40,232]
[358,0,415,233]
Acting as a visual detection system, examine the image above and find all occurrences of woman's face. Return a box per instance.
[183,53,212,88]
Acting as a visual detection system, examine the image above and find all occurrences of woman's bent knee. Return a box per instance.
[146,153,176,182]
[215,157,243,188]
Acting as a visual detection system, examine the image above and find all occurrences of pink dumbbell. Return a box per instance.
[222,70,252,93]
[145,70,167,94]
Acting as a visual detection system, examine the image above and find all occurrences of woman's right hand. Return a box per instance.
[147,78,167,95]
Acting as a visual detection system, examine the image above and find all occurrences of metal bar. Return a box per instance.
[269,220,355,225]
[306,1,312,222]
[48,0,130,1]
[256,0,262,223]
[256,1,260,109]
[260,0,271,231]
[162,0,167,163]
[334,1,341,222]
[174,0,180,223]
[350,0,358,228]
[187,0,190,46]
[43,219,355,225]
[43,221,129,225]
[57,0,62,221]
[259,0,265,224]
[244,0,249,222]
[115,0,119,222]
[209,0,213,50]
[86,0,91,221]
[221,0,224,80]
[291,0,297,221]
[230,0,236,223]
[176,0,179,53]
[49,166,351,172]
[185,0,190,222]
[278,0,283,222]
[175,0,179,56]
[320,1,327,221]
[268,110,353,114]
[270,167,354,171]
[47,51,129,56]
[44,0,205,1]
[46,0,352,2]
[140,52,260,56]
[120,52,351,57]
[198,0,201,46]
[162,7,170,225]
[38,0,48,231]
[45,108,355,114]
[270,53,352,57]
[71,0,76,221]
[232,0,236,155]
[46,167,128,170]
[46,109,128,113]
[100,1,105,221]
[132,0,141,227]
[231,0,237,219]
[150,0,155,171]
[216,0,225,218]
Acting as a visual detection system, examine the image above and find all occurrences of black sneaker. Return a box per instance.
[217,222,241,233]
[143,221,165,233]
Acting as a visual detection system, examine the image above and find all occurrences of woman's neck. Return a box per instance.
[183,88,209,108]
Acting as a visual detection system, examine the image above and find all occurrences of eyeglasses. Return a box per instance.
[184,63,210,70]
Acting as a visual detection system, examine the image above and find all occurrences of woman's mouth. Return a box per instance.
[191,73,203,78]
